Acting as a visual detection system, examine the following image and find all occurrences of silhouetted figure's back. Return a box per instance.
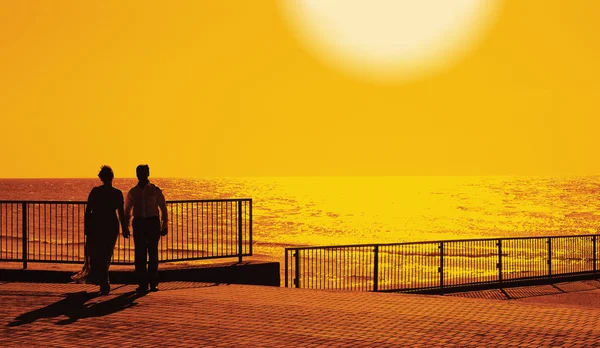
[124,164,168,293]
[82,166,128,295]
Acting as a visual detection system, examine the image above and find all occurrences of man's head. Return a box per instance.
[98,165,114,183]
[136,164,150,181]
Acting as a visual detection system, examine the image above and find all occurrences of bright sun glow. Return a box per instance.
[279,0,501,82]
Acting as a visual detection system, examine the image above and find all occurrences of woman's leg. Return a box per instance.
[97,244,110,293]
[104,233,119,289]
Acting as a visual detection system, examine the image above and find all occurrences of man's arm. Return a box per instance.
[157,188,168,235]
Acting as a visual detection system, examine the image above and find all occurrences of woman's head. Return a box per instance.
[98,165,114,183]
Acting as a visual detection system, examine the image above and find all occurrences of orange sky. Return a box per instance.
[1,1,599,178]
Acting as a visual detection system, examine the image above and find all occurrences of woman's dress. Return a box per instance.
[72,185,123,286]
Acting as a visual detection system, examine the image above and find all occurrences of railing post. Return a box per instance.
[285,249,289,287]
[373,245,379,292]
[497,239,502,287]
[237,200,243,263]
[294,250,300,288]
[439,242,444,294]
[594,235,597,276]
[249,199,253,256]
[547,238,552,278]
[22,203,28,270]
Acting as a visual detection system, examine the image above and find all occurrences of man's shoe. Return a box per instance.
[149,286,159,292]
[136,286,148,294]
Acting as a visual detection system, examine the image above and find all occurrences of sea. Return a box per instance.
[1,176,599,265]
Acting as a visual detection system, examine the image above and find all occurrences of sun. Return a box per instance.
[279,0,501,82]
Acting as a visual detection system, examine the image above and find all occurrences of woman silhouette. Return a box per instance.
[77,166,129,294]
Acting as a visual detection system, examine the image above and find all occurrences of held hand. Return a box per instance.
[160,227,168,236]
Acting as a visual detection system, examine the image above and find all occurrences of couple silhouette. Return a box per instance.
[72,164,168,295]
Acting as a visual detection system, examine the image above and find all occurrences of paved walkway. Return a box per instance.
[2,280,600,347]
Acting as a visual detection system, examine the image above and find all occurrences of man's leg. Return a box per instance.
[133,218,148,291]
[148,217,161,291]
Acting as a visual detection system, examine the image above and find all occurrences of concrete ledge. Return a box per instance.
[0,261,280,287]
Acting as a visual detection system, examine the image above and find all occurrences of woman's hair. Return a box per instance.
[98,165,114,183]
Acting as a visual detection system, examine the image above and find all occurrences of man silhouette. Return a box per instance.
[124,164,168,293]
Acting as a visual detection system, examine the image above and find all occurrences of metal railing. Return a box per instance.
[0,199,252,268]
[285,235,599,293]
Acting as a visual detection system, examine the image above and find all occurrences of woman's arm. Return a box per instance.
[117,191,129,238]
[84,188,95,236]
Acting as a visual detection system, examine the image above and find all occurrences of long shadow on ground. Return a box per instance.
[8,290,145,326]
[447,280,600,300]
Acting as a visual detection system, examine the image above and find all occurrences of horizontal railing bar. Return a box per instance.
[0,253,254,265]
[0,259,87,265]
[158,253,253,263]
[0,201,87,204]
[167,199,252,203]
[284,234,598,251]
[0,198,252,204]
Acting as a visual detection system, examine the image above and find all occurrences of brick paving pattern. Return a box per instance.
[1,280,600,347]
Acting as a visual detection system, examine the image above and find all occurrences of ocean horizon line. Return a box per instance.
[2,174,600,180]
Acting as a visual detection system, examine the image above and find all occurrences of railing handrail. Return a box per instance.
[284,234,599,251]
[0,198,252,204]
[165,198,251,203]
